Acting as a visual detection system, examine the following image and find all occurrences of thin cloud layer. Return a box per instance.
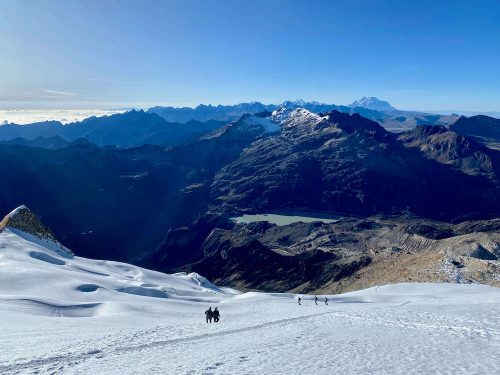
[0,109,127,125]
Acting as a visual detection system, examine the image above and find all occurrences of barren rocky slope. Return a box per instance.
[140,213,499,293]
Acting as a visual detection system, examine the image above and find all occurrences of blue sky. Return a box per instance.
[1,0,499,111]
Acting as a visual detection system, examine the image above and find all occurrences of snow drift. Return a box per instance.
[0,207,235,318]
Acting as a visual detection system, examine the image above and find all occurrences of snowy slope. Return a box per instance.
[0,226,499,374]
[0,228,231,318]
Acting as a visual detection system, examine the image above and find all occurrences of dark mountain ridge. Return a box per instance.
[211,109,500,221]
[0,110,224,148]
[450,115,500,150]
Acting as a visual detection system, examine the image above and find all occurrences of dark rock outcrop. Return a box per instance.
[0,206,73,256]
[0,205,56,239]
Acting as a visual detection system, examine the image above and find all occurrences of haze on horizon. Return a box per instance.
[1,0,499,112]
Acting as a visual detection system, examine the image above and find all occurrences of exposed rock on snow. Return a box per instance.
[0,205,73,257]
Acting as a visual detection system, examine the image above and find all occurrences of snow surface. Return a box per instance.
[1,228,499,374]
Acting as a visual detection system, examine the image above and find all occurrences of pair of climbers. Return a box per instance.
[315,294,328,305]
[205,306,221,323]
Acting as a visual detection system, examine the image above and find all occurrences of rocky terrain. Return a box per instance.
[141,213,499,294]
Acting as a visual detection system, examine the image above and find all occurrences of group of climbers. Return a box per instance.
[204,295,330,322]
[298,295,328,305]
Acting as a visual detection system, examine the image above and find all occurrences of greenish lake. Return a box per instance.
[231,211,342,226]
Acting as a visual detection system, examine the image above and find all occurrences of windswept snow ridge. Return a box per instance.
[0,228,233,319]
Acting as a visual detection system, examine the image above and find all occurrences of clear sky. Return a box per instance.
[1,0,499,111]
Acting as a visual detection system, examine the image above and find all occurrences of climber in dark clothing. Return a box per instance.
[315,295,318,305]
[213,307,220,323]
[298,296,302,305]
[325,297,328,305]
[205,307,213,323]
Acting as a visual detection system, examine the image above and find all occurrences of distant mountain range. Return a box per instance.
[0,110,224,148]
[1,98,495,150]
[147,97,459,132]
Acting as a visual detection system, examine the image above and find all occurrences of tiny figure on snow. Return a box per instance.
[315,295,318,305]
[205,307,213,323]
[298,296,302,305]
[325,297,328,305]
[213,307,220,323]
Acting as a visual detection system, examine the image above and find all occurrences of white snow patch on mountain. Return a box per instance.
[272,107,327,128]
[349,96,395,112]
[5,205,29,218]
[241,114,280,133]
[0,227,499,374]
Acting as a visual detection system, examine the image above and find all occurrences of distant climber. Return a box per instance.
[315,295,318,305]
[325,297,328,305]
[298,296,302,305]
[213,307,220,323]
[205,307,213,323]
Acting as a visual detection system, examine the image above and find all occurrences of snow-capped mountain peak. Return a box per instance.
[271,107,326,128]
[349,96,395,112]
[280,99,307,107]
